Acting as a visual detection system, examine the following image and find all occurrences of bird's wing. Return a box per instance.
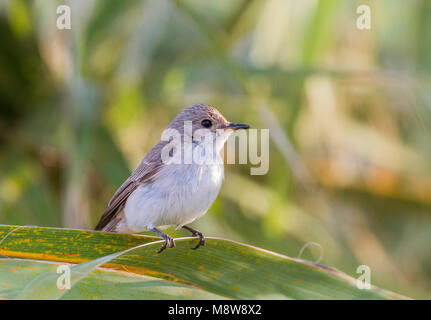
[94,141,166,231]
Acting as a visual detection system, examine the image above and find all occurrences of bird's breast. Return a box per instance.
[158,162,224,207]
[123,162,224,232]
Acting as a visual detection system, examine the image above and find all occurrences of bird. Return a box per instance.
[95,103,249,253]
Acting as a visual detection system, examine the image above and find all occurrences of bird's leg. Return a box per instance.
[150,227,175,253]
[182,225,205,250]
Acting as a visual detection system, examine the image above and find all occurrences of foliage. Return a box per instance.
[0,225,406,299]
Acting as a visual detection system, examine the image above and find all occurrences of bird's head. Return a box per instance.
[167,103,249,152]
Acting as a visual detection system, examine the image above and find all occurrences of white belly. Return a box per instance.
[120,162,224,233]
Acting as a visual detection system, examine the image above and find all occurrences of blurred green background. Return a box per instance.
[0,0,430,299]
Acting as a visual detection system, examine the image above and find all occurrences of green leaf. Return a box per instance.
[0,260,224,300]
[0,225,407,299]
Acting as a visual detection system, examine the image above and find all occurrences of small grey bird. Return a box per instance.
[95,103,249,253]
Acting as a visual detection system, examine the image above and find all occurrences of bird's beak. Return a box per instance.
[221,123,250,130]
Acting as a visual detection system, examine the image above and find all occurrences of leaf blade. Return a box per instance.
[0,225,408,300]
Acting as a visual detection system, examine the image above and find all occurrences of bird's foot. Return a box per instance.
[191,231,205,250]
[182,225,205,250]
[150,227,175,254]
[157,234,175,254]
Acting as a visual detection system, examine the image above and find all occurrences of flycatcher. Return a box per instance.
[95,103,249,253]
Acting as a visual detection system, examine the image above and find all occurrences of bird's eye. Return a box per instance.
[201,119,212,128]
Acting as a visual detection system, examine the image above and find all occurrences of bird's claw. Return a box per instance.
[191,232,205,250]
[157,235,175,254]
